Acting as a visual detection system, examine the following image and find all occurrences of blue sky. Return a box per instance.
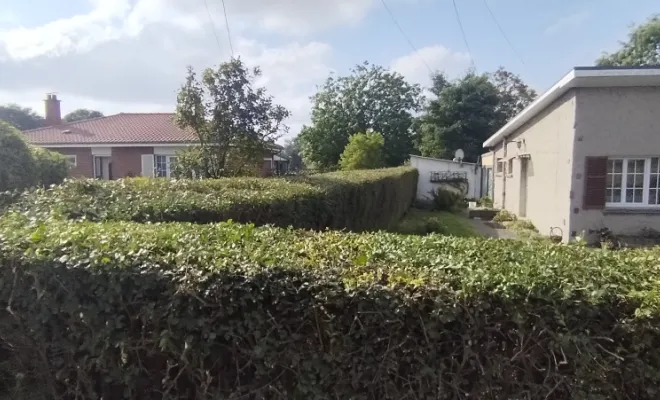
[0,0,657,138]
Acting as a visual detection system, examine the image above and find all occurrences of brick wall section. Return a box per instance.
[48,147,93,178]
[112,147,153,178]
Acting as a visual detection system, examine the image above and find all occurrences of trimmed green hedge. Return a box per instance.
[1,214,660,399]
[5,167,417,231]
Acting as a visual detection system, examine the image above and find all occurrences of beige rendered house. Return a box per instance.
[482,66,660,242]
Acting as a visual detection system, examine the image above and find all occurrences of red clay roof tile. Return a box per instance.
[22,113,198,145]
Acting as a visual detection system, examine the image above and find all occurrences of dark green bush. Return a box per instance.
[31,147,69,187]
[7,167,418,231]
[430,186,462,211]
[0,120,37,191]
[1,214,660,399]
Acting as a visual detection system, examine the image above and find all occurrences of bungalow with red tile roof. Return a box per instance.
[22,94,289,179]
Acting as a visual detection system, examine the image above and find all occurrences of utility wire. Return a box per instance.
[451,0,475,69]
[204,0,234,57]
[380,0,433,74]
[220,0,235,57]
[482,0,524,65]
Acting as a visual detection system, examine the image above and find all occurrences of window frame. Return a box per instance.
[606,157,660,208]
[154,154,177,178]
[506,158,514,176]
[65,155,77,168]
[495,160,504,175]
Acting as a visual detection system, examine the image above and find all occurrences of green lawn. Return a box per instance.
[391,209,479,237]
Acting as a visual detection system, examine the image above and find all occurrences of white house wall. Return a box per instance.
[410,155,486,201]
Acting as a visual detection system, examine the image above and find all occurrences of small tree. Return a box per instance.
[31,147,69,187]
[339,132,385,171]
[0,121,37,191]
[175,58,290,178]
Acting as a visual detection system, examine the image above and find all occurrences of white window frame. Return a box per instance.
[65,155,77,167]
[606,157,660,208]
[154,155,177,178]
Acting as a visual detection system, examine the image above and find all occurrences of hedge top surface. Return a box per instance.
[1,213,659,315]
[2,166,416,224]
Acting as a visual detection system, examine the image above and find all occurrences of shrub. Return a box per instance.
[31,147,69,187]
[8,167,418,232]
[339,132,385,170]
[507,219,537,232]
[429,187,462,211]
[479,195,493,208]
[493,209,517,222]
[1,215,660,398]
[0,120,37,191]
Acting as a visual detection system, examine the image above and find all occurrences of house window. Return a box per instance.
[507,158,514,175]
[606,157,660,207]
[155,155,177,178]
[65,155,77,167]
[496,160,504,174]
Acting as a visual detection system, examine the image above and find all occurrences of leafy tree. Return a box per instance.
[299,62,422,170]
[416,68,536,162]
[31,147,69,187]
[597,15,660,66]
[63,109,104,123]
[0,104,43,130]
[0,121,37,191]
[175,58,290,178]
[416,72,501,162]
[489,67,537,125]
[339,132,385,171]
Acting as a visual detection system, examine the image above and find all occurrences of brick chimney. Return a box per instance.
[44,93,62,126]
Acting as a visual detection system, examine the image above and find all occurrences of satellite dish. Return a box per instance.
[454,149,465,161]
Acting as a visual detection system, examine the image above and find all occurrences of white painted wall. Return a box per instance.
[410,155,488,201]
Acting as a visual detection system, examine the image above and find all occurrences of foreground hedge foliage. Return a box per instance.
[1,214,660,399]
[5,166,417,231]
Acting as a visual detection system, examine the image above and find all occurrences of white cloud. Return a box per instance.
[0,0,346,140]
[391,45,471,87]
[544,10,591,37]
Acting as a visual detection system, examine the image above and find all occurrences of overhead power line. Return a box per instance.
[451,0,475,69]
[482,0,525,65]
[204,0,234,57]
[220,0,235,57]
[380,0,433,74]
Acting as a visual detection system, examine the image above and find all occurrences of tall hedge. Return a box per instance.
[0,120,37,191]
[30,147,69,188]
[0,121,69,192]
[0,216,659,399]
[7,167,418,231]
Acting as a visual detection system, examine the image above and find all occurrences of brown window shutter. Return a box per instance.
[583,156,608,209]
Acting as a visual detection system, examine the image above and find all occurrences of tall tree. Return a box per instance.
[298,62,422,170]
[489,67,537,126]
[597,15,660,66]
[175,58,290,178]
[416,68,536,162]
[63,109,104,123]
[416,72,501,162]
[0,104,43,130]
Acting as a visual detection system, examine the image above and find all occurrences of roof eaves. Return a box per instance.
[483,68,577,148]
[483,66,660,148]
